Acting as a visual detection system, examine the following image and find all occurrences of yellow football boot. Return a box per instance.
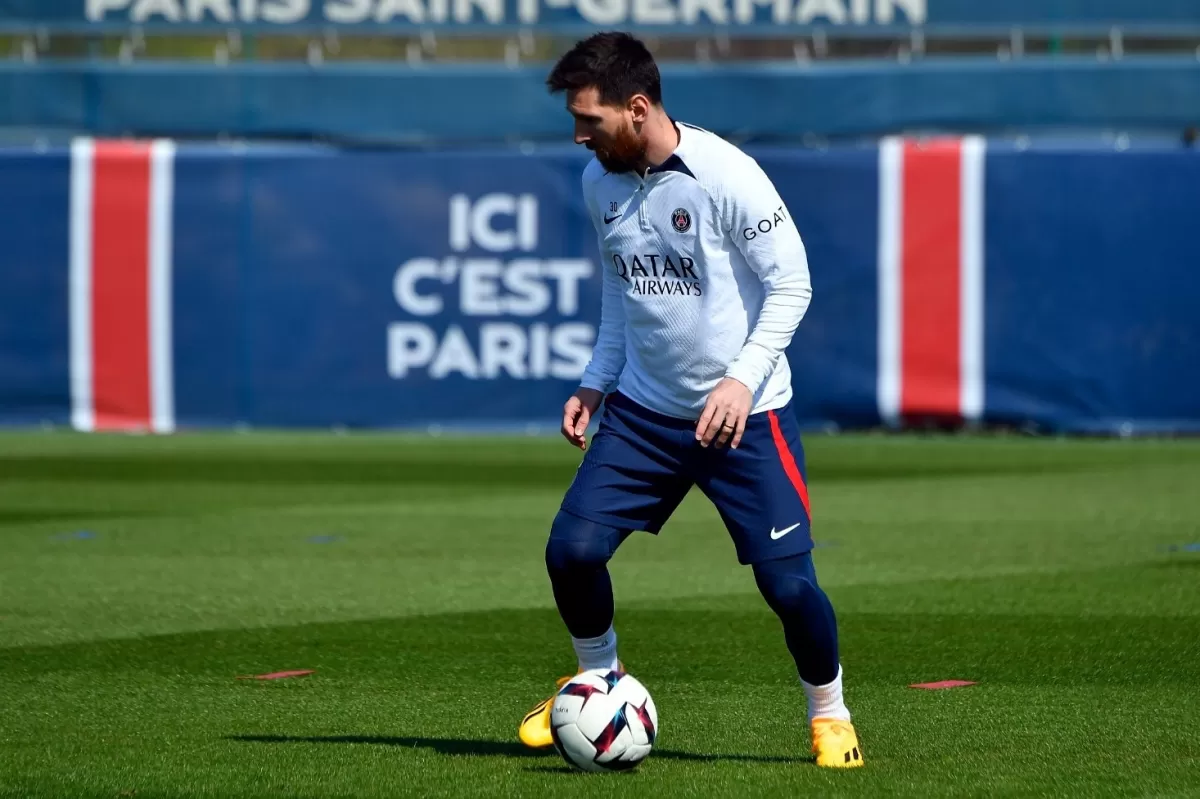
[518,664,626,749]
[517,674,575,749]
[811,718,864,768]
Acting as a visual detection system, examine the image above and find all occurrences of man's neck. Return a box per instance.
[640,111,680,173]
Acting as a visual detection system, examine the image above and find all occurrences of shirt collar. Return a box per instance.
[645,121,696,180]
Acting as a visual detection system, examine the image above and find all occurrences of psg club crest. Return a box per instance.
[671,207,691,233]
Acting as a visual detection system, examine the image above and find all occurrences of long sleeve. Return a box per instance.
[719,161,813,395]
[579,183,627,393]
[579,251,627,392]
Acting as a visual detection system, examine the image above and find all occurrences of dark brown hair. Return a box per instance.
[545,31,662,107]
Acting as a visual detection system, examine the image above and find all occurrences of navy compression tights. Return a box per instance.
[545,510,840,686]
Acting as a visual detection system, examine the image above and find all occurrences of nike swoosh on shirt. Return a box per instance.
[770,523,802,540]
[604,214,620,224]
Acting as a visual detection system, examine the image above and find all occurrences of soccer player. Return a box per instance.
[518,32,863,768]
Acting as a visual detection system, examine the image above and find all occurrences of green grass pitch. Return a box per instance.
[1,431,1198,798]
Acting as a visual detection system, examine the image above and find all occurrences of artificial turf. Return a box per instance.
[1,431,1198,798]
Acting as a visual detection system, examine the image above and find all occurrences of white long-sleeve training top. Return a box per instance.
[578,121,813,420]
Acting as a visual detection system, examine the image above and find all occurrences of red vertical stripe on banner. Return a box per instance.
[900,139,962,418]
[91,141,153,430]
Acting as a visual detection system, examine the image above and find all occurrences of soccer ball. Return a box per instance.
[550,669,658,773]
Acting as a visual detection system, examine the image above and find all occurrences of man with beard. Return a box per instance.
[518,31,864,769]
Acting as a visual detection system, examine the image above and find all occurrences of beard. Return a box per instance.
[589,120,647,173]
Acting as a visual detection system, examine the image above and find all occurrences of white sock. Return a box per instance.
[802,665,851,722]
[572,625,620,672]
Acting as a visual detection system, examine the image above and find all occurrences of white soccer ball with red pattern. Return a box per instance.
[549,669,658,772]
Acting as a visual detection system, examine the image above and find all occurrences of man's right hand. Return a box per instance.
[562,387,605,450]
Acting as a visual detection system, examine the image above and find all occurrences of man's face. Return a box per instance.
[567,86,647,174]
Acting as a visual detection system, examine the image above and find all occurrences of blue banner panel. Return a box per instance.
[167,143,887,430]
[2,139,1199,434]
[983,145,1200,434]
[3,0,1198,31]
[171,147,249,426]
[764,146,880,430]
[174,145,606,427]
[0,151,70,426]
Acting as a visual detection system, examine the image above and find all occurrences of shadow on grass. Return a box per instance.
[228,734,809,765]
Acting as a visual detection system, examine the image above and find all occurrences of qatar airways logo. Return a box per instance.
[612,253,703,297]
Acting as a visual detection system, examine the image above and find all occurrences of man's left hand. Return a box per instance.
[696,377,753,449]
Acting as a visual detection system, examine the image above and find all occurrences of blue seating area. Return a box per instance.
[0,0,1197,141]
[2,57,1198,143]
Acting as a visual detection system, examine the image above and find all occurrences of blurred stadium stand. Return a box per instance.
[1,0,1198,143]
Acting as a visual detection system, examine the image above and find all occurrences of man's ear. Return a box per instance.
[628,94,652,124]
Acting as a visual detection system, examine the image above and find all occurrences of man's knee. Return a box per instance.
[545,511,626,573]
[752,552,821,614]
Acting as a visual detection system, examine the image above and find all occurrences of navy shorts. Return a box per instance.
[559,391,814,565]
